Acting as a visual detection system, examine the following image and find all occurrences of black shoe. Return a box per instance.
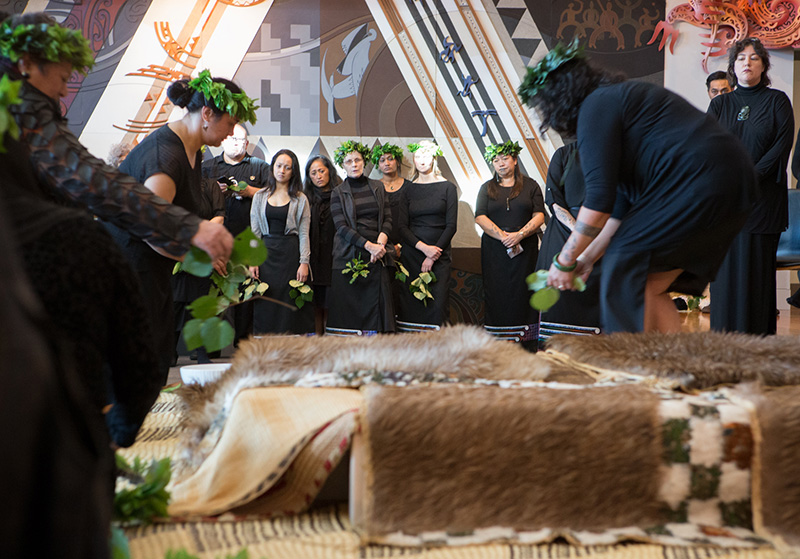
[788,297,800,310]
[673,297,688,311]
[701,304,711,314]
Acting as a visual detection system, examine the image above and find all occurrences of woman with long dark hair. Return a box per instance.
[107,69,257,379]
[303,154,341,334]
[475,141,544,328]
[250,148,313,334]
[519,40,757,332]
[708,38,794,335]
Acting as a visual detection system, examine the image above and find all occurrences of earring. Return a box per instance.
[21,71,29,78]
[202,124,208,131]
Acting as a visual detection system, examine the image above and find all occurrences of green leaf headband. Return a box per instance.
[517,38,585,105]
[187,69,258,125]
[484,140,523,162]
[407,142,443,158]
[0,74,22,153]
[370,143,403,165]
[0,21,95,75]
[334,140,371,167]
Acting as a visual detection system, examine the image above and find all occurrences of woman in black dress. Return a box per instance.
[328,140,395,333]
[396,140,458,325]
[108,70,257,380]
[373,142,411,255]
[475,141,545,328]
[519,40,757,333]
[250,149,313,335]
[304,154,341,334]
[535,143,602,328]
[708,38,794,335]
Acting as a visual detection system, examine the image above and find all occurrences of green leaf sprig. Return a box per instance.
[289,279,313,309]
[407,141,443,157]
[370,142,404,165]
[180,227,268,352]
[518,37,585,106]
[228,180,248,192]
[410,271,436,306]
[343,254,369,284]
[0,74,22,154]
[187,69,258,125]
[0,20,95,74]
[113,454,171,525]
[333,140,371,167]
[526,269,585,312]
[165,549,252,559]
[395,262,410,283]
[483,140,523,163]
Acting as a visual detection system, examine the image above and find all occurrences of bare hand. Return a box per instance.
[420,243,442,260]
[575,259,593,283]
[394,244,402,259]
[421,257,434,273]
[502,231,522,248]
[547,263,576,291]
[192,220,233,264]
[365,241,386,263]
[297,263,309,283]
[213,258,228,277]
[217,181,229,193]
[249,265,259,280]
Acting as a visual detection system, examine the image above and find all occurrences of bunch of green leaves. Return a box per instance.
[113,454,171,525]
[343,254,369,284]
[289,279,313,309]
[0,74,22,154]
[685,294,706,311]
[526,269,585,312]
[410,271,437,306]
[370,142,404,165]
[517,37,585,105]
[483,140,523,163]
[187,69,258,124]
[0,21,95,74]
[165,549,253,559]
[180,227,267,352]
[407,142,443,157]
[333,139,371,166]
[227,180,248,192]
[395,262,410,283]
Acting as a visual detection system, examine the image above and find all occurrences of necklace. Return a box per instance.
[383,177,403,192]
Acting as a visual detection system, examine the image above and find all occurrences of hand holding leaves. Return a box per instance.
[526,269,586,312]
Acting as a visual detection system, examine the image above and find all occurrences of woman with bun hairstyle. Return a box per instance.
[106,69,257,379]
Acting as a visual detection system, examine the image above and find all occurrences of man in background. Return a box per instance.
[706,70,733,100]
[202,124,271,345]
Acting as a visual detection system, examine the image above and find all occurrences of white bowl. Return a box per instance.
[180,363,232,385]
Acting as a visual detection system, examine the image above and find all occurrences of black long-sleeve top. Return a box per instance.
[398,180,458,250]
[9,79,202,255]
[708,81,794,233]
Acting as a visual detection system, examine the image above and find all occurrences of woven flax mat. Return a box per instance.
[119,392,783,559]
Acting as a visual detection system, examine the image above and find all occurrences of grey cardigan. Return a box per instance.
[250,189,311,264]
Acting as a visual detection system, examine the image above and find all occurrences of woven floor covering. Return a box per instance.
[119,393,784,559]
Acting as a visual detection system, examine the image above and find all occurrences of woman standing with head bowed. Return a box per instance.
[303,154,341,334]
[396,140,458,326]
[106,68,257,380]
[708,38,794,335]
[250,148,313,335]
[475,141,544,330]
[519,39,757,333]
[328,140,395,333]
[0,12,234,264]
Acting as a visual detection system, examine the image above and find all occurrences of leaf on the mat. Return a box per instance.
[113,456,171,525]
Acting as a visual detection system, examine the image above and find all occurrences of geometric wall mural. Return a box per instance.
[0,0,667,247]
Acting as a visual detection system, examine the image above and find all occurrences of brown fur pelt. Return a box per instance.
[355,383,664,536]
[174,325,561,475]
[753,386,800,550]
[545,331,800,390]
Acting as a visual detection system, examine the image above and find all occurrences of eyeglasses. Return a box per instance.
[343,158,363,165]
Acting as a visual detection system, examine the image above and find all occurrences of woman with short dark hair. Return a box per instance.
[708,38,794,335]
